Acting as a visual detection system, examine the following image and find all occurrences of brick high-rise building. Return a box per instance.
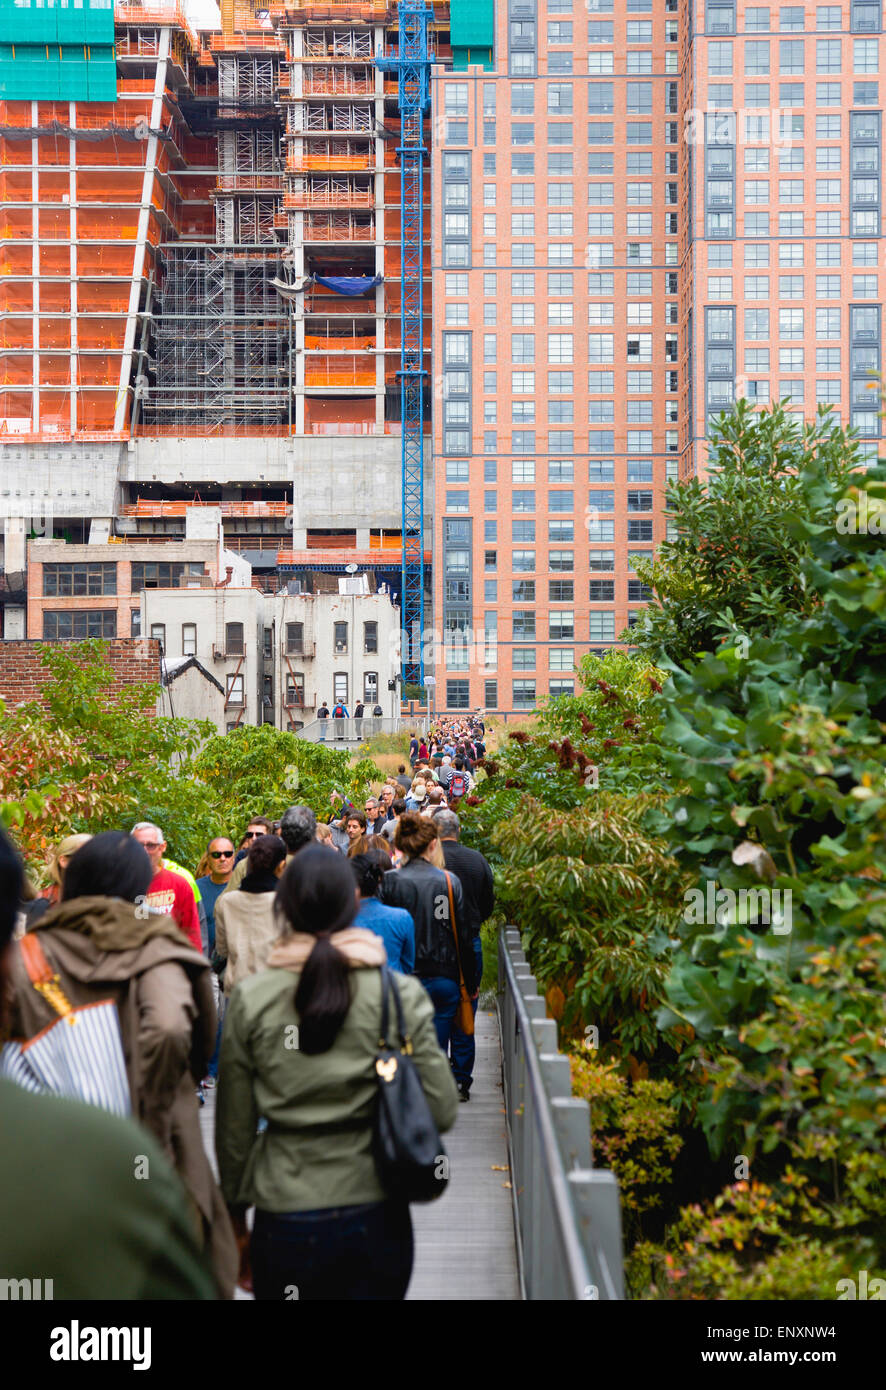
[431,0,883,716]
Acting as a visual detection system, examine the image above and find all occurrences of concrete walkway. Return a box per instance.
[200,1005,521,1301]
[406,1007,520,1300]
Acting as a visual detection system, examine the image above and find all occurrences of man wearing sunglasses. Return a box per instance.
[197,837,236,1090]
[197,838,237,958]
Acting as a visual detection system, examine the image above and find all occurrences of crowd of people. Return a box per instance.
[0,715,495,1301]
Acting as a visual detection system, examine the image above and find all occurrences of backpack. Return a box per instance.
[333,705,345,717]
[449,772,467,800]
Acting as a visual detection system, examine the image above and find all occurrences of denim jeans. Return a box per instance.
[418,973,461,1050]
[251,1201,413,1301]
[450,937,483,1091]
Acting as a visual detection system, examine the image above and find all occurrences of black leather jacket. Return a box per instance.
[383,858,476,992]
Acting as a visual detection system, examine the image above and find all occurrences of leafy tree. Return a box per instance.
[630,403,861,668]
[0,641,215,869]
[193,724,383,832]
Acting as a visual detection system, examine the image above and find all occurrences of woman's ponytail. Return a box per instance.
[275,845,359,1054]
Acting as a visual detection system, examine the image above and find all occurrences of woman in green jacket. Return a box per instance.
[215,845,459,1300]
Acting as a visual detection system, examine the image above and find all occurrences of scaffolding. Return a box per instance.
[140,244,290,434]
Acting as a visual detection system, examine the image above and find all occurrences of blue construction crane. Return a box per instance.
[377,0,431,689]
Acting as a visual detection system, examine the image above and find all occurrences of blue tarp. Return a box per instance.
[314,275,381,296]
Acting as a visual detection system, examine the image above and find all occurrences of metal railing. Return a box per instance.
[498,926,624,1301]
[295,715,429,743]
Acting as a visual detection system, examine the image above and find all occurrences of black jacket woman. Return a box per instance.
[383,813,476,1050]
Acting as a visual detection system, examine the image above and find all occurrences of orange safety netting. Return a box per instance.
[0,211,32,238]
[78,391,116,431]
[286,154,374,172]
[38,172,71,202]
[76,246,135,275]
[76,141,148,169]
[0,320,33,349]
[38,209,71,239]
[0,282,33,310]
[36,137,69,167]
[78,210,139,239]
[39,284,71,313]
[76,172,145,202]
[1,358,34,386]
[0,102,32,127]
[39,319,71,350]
[79,282,132,313]
[305,357,375,386]
[304,335,375,350]
[0,172,31,200]
[0,139,31,166]
[0,389,32,416]
[77,355,120,387]
[37,357,72,387]
[39,245,71,275]
[76,318,127,350]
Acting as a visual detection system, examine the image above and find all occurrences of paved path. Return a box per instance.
[406,1007,520,1300]
[200,1005,520,1301]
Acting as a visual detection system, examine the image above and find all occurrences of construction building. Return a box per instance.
[3,0,884,714]
[0,0,440,651]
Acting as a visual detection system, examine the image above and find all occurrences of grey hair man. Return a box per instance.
[279,805,317,855]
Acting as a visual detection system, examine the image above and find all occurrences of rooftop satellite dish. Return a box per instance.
[345,563,359,573]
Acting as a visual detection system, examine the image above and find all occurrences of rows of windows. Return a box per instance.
[42,563,116,597]
[43,610,116,640]
[705,4,881,34]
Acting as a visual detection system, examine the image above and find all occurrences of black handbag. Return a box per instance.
[373,967,449,1204]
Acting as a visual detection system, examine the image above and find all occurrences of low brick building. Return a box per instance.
[0,638,161,709]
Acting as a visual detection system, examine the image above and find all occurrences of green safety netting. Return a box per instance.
[0,0,116,101]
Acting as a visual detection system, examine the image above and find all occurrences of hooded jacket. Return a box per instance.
[4,896,238,1298]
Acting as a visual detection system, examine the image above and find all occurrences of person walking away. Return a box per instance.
[216,847,458,1300]
[408,733,419,770]
[384,813,475,1050]
[0,825,219,1300]
[213,835,287,997]
[332,699,349,740]
[5,831,238,1296]
[447,758,471,811]
[317,701,330,741]
[24,832,92,927]
[395,764,412,793]
[197,835,236,1086]
[437,755,455,796]
[351,851,414,974]
[437,811,494,1100]
[353,700,365,741]
[418,736,428,763]
[130,823,202,954]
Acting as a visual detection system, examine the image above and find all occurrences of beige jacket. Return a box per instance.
[214,889,281,996]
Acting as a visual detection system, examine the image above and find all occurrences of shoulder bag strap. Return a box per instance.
[378,964,391,1048]
[444,872,466,991]
[19,932,74,1019]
